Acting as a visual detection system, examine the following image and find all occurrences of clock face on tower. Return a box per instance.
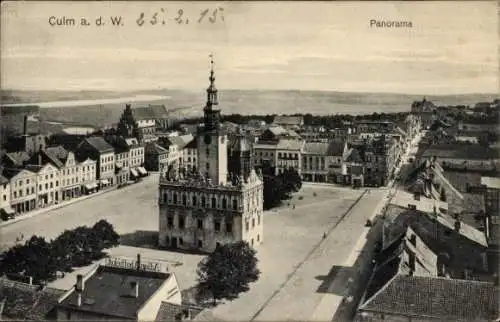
[204,134,212,145]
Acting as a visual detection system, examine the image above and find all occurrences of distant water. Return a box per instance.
[1,95,171,108]
[62,126,96,135]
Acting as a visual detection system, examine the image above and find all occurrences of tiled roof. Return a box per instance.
[463,192,485,213]
[165,134,194,150]
[44,146,69,162]
[422,144,499,160]
[40,149,65,168]
[145,142,168,155]
[273,115,303,125]
[326,140,345,156]
[0,278,65,320]
[436,213,488,247]
[0,175,8,184]
[57,265,171,319]
[132,105,168,120]
[275,139,303,151]
[359,275,499,321]
[155,302,203,321]
[83,136,114,153]
[4,151,30,166]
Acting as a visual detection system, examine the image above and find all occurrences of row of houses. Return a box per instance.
[354,160,500,321]
[0,135,148,218]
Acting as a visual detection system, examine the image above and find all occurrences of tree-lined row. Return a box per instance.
[262,167,302,210]
[0,220,120,284]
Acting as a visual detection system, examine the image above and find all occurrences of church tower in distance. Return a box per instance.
[158,55,264,253]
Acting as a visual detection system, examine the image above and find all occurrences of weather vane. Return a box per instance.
[209,53,214,70]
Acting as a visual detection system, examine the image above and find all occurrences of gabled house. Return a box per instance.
[2,168,37,215]
[76,137,115,189]
[25,162,60,209]
[44,146,83,201]
[145,143,169,172]
[301,140,349,183]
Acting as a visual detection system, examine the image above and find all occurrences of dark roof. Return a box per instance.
[0,175,8,185]
[83,136,114,153]
[303,142,329,155]
[132,105,168,120]
[57,265,170,319]
[421,144,499,160]
[4,151,30,166]
[0,278,65,320]
[359,276,499,321]
[326,140,345,156]
[44,146,69,162]
[105,136,130,154]
[155,302,204,322]
[145,142,168,155]
[346,147,363,163]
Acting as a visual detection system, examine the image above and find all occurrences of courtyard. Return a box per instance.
[0,174,385,321]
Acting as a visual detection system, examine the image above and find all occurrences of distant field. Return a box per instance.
[1,89,498,128]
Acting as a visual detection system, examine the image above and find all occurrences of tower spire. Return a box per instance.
[206,54,218,109]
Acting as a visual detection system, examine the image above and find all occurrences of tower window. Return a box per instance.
[245,221,249,231]
[182,194,187,205]
[192,195,197,206]
[206,148,210,156]
[167,216,174,228]
[226,221,232,233]
[211,197,216,208]
[214,220,221,232]
[206,162,210,170]
[252,218,255,228]
[201,196,206,207]
[232,199,237,210]
[173,193,178,204]
[222,198,227,209]
[197,219,203,229]
[179,217,185,229]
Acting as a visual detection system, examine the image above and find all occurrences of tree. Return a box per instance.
[196,241,260,306]
[92,219,120,249]
[263,175,286,210]
[280,168,302,193]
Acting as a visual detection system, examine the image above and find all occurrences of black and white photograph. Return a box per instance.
[0,1,499,321]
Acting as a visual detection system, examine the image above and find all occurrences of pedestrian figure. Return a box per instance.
[21,233,24,240]
[293,204,295,209]
[323,232,327,239]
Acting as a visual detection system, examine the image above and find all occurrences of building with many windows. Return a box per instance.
[158,59,264,252]
[0,174,13,218]
[76,137,116,189]
[2,168,37,214]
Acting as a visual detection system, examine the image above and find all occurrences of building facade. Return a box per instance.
[4,169,37,214]
[158,59,264,252]
[76,137,116,189]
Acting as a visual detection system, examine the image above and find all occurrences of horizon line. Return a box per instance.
[1,87,499,98]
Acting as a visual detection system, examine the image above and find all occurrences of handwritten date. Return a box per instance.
[136,7,224,26]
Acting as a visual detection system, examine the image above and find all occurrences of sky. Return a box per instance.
[1,1,498,94]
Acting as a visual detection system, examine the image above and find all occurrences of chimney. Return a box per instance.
[23,115,28,136]
[136,253,141,271]
[76,274,84,292]
[130,281,139,298]
[454,220,461,232]
[38,153,42,166]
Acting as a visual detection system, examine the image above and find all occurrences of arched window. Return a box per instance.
[201,196,206,207]
[192,195,197,206]
[182,194,187,205]
[232,199,237,210]
[211,197,216,208]
[173,193,178,204]
[222,198,227,209]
